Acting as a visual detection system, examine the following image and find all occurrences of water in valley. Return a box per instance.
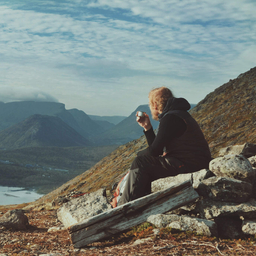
[0,186,43,205]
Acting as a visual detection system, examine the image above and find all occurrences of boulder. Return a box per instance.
[0,209,29,230]
[218,144,245,157]
[196,198,256,220]
[242,219,256,235]
[147,214,217,237]
[57,188,112,228]
[196,176,252,203]
[209,155,255,183]
[218,143,256,158]
[152,169,213,193]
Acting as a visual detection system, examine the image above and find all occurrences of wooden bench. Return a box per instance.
[68,180,199,248]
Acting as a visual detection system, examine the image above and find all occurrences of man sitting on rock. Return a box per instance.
[118,86,211,205]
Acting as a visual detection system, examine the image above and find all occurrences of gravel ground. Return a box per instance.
[1,208,256,256]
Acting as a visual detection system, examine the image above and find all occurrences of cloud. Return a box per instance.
[0,0,255,115]
[0,86,58,103]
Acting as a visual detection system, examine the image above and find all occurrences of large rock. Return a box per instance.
[147,214,217,237]
[57,188,112,228]
[209,155,255,183]
[218,143,256,158]
[152,169,213,193]
[196,176,252,203]
[0,209,29,230]
[218,144,245,157]
[196,199,256,220]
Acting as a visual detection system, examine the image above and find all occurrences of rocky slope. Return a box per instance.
[190,66,256,157]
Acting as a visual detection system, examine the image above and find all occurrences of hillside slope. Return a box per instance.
[190,66,256,157]
[0,114,91,149]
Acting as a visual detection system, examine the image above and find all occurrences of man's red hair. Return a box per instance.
[148,87,173,112]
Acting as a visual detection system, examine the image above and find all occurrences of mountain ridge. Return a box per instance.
[0,114,91,149]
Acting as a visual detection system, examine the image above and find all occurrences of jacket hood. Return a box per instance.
[158,97,190,120]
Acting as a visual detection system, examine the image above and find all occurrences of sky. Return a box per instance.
[0,0,256,116]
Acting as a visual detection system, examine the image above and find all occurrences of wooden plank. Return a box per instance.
[69,181,198,248]
[71,185,197,244]
[73,186,198,247]
[69,180,191,233]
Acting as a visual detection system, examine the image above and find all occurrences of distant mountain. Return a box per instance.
[92,120,115,131]
[91,104,159,145]
[88,115,127,125]
[68,109,105,138]
[0,100,197,149]
[0,101,65,131]
[0,114,91,149]
[0,101,105,140]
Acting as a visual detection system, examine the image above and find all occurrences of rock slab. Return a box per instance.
[0,209,29,230]
[209,154,255,183]
[57,188,112,228]
[147,213,217,237]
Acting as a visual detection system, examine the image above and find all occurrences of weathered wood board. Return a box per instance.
[69,180,199,248]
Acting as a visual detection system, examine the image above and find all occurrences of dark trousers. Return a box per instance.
[118,154,187,205]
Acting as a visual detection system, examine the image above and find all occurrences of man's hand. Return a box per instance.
[136,111,152,131]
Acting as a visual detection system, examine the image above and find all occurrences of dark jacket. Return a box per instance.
[143,97,211,172]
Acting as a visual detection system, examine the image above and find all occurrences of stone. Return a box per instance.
[48,226,65,232]
[215,216,243,239]
[241,143,256,158]
[153,228,160,235]
[196,198,256,220]
[218,144,245,157]
[151,169,213,193]
[57,188,112,228]
[192,169,214,189]
[168,199,200,217]
[52,196,69,206]
[39,254,63,256]
[242,219,256,235]
[147,214,217,237]
[248,156,256,167]
[0,209,29,230]
[133,238,153,246]
[209,154,255,183]
[218,143,256,158]
[196,176,252,203]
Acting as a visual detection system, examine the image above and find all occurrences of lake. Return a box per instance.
[0,186,43,205]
